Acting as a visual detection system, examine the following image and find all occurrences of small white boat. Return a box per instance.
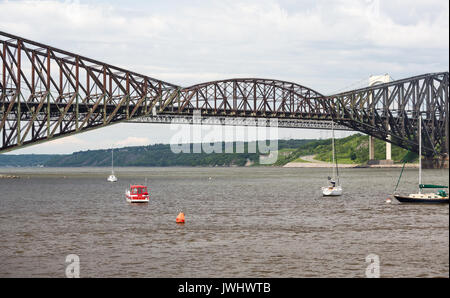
[107,148,117,182]
[322,120,343,196]
[322,185,343,196]
[107,174,117,182]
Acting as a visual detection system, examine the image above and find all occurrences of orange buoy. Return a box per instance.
[176,212,185,224]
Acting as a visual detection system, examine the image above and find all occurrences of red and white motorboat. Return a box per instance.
[125,185,150,203]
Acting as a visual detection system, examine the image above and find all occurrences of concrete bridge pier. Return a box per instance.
[369,136,375,160]
[386,138,392,160]
[367,135,393,165]
[367,75,394,166]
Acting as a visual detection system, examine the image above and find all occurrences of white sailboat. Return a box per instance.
[322,120,342,196]
[107,148,118,182]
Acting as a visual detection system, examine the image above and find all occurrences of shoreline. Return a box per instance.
[0,163,421,178]
[283,155,419,168]
[282,162,419,168]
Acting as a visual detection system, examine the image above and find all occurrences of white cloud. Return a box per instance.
[1,0,447,88]
[115,136,151,147]
[39,135,87,146]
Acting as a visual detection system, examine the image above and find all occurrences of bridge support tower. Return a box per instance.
[367,74,393,165]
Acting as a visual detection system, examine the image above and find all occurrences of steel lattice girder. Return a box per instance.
[324,72,449,157]
[127,115,352,130]
[0,31,179,152]
[0,31,449,158]
[159,78,327,118]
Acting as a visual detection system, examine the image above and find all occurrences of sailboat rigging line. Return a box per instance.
[419,116,422,194]
[331,121,335,182]
[111,148,114,174]
[335,148,340,185]
[331,120,340,185]
[393,153,409,193]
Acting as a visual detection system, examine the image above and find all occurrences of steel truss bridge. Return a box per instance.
[0,31,448,158]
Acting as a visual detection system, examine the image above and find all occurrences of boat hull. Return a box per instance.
[107,175,117,182]
[394,195,449,204]
[322,186,342,196]
[126,196,149,203]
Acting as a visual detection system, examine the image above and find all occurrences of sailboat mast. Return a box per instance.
[332,120,336,180]
[419,116,422,194]
[111,149,114,174]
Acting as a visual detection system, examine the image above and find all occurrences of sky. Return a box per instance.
[0,0,448,154]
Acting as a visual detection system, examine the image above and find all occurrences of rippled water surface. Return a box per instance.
[0,167,448,277]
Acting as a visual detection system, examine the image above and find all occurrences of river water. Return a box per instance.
[0,167,448,277]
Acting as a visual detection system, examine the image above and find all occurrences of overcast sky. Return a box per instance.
[1,0,448,154]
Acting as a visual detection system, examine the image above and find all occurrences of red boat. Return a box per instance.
[125,185,150,203]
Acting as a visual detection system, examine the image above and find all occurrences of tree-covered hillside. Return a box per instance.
[276,133,417,165]
[0,135,416,167]
[0,154,57,167]
[42,139,312,167]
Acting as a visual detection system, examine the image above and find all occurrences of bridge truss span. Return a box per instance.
[0,31,448,159]
[159,78,328,120]
[327,72,449,157]
[127,114,352,131]
[0,31,178,152]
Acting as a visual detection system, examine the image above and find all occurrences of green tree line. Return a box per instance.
[0,135,416,167]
